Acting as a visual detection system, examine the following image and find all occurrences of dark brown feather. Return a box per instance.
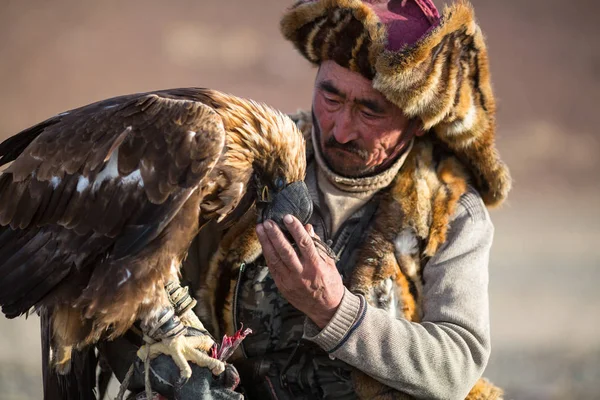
[0,90,226,323]
[0,87,307,364]
[0,117,60,167]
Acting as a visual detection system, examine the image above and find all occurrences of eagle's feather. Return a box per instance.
[0,88,307,370]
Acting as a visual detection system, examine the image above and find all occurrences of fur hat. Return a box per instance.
[281,0,511,206]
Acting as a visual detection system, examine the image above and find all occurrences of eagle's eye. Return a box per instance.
[274,176,286,191]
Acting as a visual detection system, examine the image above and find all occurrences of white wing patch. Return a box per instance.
[76,176,90,193]
[50,176,61,189]
[121,169,143,187]
[92,149,120,191]
[90,148,144,192]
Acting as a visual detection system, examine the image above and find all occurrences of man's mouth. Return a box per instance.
[328,147,366,159]
[324,143,369,161]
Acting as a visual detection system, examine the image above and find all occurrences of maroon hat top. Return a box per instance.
[282,0,440,79]
[367,0,440,50]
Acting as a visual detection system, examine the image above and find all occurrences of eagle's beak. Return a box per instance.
[259,181,313,232]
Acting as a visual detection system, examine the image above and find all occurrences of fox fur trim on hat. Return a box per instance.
[281,0,511,206]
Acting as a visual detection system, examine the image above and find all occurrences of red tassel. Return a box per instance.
[210,325,253,361]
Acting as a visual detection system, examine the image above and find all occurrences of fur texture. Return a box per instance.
[348,136,497,400]
[196,112,503,399]
[281,0,511,206]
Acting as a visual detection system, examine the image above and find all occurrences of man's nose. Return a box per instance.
[332,107,358,144]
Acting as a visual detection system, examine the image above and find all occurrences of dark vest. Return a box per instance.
[233,164,379,399]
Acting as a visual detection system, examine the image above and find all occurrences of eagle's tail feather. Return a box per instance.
[41,309,98,400]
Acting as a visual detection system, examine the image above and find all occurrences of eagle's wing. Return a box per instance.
[0,91,225,318]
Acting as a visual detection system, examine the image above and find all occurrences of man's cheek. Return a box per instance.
[314,110,333,136]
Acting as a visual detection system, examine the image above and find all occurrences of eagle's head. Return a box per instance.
[248,105,312,231]
[216,94,312,231]
[254,170,313,233]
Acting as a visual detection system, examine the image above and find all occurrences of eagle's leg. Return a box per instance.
[165,281,206,332]
[137,282,225,380]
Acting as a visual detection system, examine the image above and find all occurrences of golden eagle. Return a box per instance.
[0,88,311,395]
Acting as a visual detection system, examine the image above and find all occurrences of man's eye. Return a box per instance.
[361,110,379,119]
[324,96,340,105]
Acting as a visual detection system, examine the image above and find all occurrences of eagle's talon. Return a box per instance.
[210,362,226,376]
[137,334,225,380]
[174,374,189,399]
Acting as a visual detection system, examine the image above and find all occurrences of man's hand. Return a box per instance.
[256,214,344,329]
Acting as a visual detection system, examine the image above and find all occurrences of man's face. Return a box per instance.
[312,60,418,177]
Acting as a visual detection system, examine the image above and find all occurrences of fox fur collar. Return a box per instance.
[195,112,502,399]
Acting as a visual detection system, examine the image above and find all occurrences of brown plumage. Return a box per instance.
[0,88,307,371]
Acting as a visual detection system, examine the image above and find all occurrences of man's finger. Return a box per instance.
[263,220,303,273]
[305,223,316,237]
[256,224,285,275]
[283,215,320,263]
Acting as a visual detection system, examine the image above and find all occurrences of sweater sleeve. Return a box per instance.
[303,191,494,399]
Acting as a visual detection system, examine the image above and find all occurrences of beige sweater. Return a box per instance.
[303,137,493,399]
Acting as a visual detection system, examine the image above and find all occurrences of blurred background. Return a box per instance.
[0,0,598,399]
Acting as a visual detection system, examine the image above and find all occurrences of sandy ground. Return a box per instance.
[0,1,599,399]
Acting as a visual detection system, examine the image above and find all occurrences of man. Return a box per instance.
[105,0,511,399]
[188,0,511,399]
